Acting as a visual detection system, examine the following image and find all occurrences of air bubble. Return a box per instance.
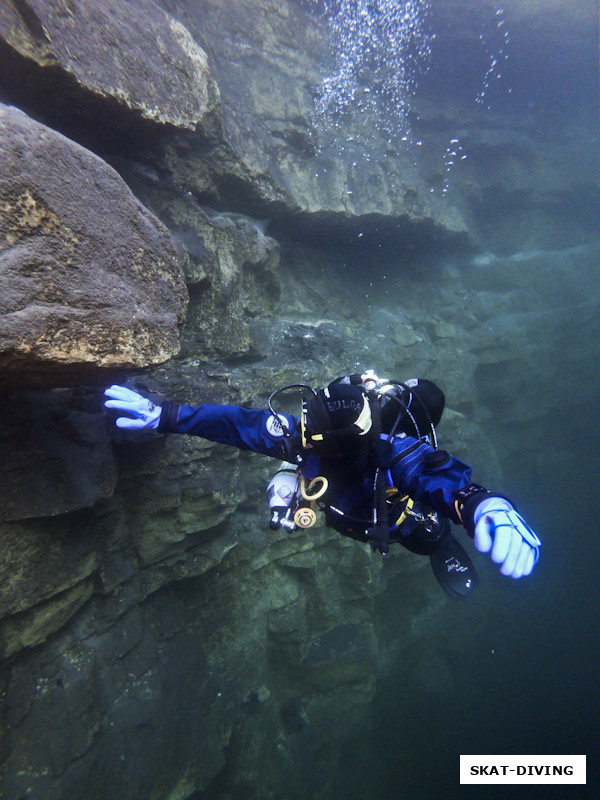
[475,5,511,108]
[312,1,433,148]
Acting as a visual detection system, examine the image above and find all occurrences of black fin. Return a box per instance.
[430,531,479,599]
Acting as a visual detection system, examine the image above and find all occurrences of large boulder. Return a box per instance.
[0,0,219,131]
[0,104,188,390]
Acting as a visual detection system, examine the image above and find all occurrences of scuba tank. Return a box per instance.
[266,462,323,532]
[266,463,299,531]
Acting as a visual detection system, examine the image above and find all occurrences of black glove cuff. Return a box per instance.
[454,483,491,535]
[454,484,514,536]
[158,401,180,432]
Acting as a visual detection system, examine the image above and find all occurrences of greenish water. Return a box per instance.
[333,448,600,798]
[300,1,600,797]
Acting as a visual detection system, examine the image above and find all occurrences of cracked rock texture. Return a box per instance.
[0,0,220,131]
[0,104,188,390]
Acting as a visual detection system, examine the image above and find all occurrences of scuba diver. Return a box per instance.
[104,371,541,597]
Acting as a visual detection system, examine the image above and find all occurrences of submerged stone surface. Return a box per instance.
[0,0,219,131]
[156,0,471,242]
[121,172,282,359]
[0,389,117,523]
[0,104,188,389]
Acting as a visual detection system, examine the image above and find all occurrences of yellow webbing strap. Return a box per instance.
[394,495,414,528]
[454,499,464,524]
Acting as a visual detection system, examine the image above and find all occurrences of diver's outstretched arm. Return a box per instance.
[104,384,298,459]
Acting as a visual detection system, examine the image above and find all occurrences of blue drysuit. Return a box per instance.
[158,402,477,543]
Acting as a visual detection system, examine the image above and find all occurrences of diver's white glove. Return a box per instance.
[473,497,541,579]
[104,385,162,430]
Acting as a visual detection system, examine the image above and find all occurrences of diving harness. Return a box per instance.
[266,371,442,553]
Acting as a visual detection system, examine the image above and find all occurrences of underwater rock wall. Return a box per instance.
[0,0,220,133]
[0,104,188,391]
[0,1,598,799]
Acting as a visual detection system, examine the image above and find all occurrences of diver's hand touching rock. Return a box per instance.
[104,385,162,430]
